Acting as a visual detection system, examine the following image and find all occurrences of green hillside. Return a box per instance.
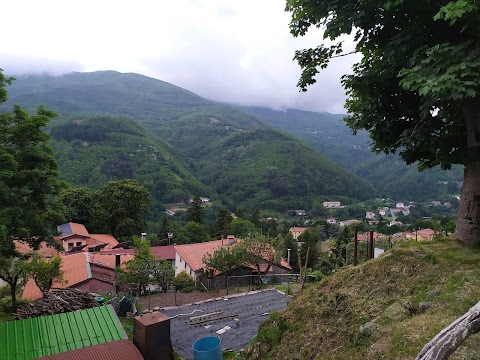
[355,155,463,201]
[238,106,373,169]
[1,71,380,211]
[196,129,378,211]
[1,71,266,153]
[243,238,480,359]
[240,106,463,201]
[48,115,210,211]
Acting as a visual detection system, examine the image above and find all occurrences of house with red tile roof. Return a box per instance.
[393,228,436,242]
[289,227,308,240]
[57,222,119,252]
[22,252,132,301]
[174,236,291,282]
[357,232,384,241]
[99,245,176,269]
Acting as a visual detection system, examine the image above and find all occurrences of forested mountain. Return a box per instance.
[240,106,463,201]
[48,115,210,212]
[195,129,378,211]
[1,71,376,211]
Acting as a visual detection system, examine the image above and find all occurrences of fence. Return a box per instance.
[204,273,302,295]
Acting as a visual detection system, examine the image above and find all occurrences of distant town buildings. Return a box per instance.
[396,202,405,208]
[323,201,342,208]
[327,218,336,224]
[365,211,376,219]
[189,197,211,203]
[379,209,386,216]
[389,220,403,227]
[293,209,306,216]
[339,219,361,227]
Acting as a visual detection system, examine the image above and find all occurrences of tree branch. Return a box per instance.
[416,301,480,360]
[331,50,358,58]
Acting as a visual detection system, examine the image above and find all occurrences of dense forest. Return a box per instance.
[1,71,381,213]
[240,106,464,201]
[49,115,210,213]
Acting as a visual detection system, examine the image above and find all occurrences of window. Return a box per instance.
[184,263,186,269]
[76,242,82,247]
[68,243,73,250]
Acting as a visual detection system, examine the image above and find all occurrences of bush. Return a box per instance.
[0,285,10,299]
[0,296,13,312]
[307,270,325,283]
[172,271,195,290]
[182,286,194,293]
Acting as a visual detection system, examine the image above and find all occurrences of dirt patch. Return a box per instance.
[138,290,232,310]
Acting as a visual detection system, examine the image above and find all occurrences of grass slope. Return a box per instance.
[243,238,480,359]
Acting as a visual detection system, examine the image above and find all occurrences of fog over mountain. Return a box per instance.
[1,0,358,114]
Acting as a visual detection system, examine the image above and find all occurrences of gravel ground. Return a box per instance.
[137,289,233,310]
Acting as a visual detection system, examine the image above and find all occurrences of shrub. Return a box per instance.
[182,286,194,293]
[0,285,10,299]
[172,271,195,290]
[0,296,13,312]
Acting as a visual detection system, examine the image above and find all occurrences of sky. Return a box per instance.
[1,0,358,113]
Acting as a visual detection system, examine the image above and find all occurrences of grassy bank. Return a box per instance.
[242,237,480,359]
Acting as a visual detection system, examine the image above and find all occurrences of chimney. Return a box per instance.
[134,311,174,360]
[141,232,147,241]
[226,235,235,245]
[115,254,121,268]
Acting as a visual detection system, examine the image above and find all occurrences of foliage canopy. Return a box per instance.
[287,0,480,244]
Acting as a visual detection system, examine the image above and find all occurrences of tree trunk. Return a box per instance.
[456,99,480,246]
[10,280,17,312]
[416,301,480,360]
[455,161,480,245]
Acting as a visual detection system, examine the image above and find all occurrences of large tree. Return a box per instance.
[97,179,151,240]
[118,237,155,296]
[286,1,480,245]
[0,69,62,310]
[186,196,205,224]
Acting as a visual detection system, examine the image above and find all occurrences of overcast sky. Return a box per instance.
[1,0,358,113]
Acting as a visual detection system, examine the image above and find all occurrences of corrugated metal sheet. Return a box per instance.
[38,340,143,360]
[0,305,127,360]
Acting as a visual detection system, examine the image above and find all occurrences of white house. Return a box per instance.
[365,212,376,219]
[327,218,336,224]
[323,201,341,208]
[396,202,405,208]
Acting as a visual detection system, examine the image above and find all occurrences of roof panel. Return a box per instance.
[0,305,126,360]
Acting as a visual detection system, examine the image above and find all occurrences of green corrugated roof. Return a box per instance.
[0,305,127,360]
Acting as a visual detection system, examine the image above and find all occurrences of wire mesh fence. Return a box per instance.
[203,273,302,295]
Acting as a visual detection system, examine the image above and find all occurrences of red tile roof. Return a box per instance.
[289,227,308,233]
[38,340,144,360]
[175,240,227,272]
[22,253,91,300]
[150,245,176,260]
[175,239,291,273]
[57,222,90,238]
[14,240,64,257]
[89,253,133,269]
[88,234,119,249]
[99,246,176,260]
